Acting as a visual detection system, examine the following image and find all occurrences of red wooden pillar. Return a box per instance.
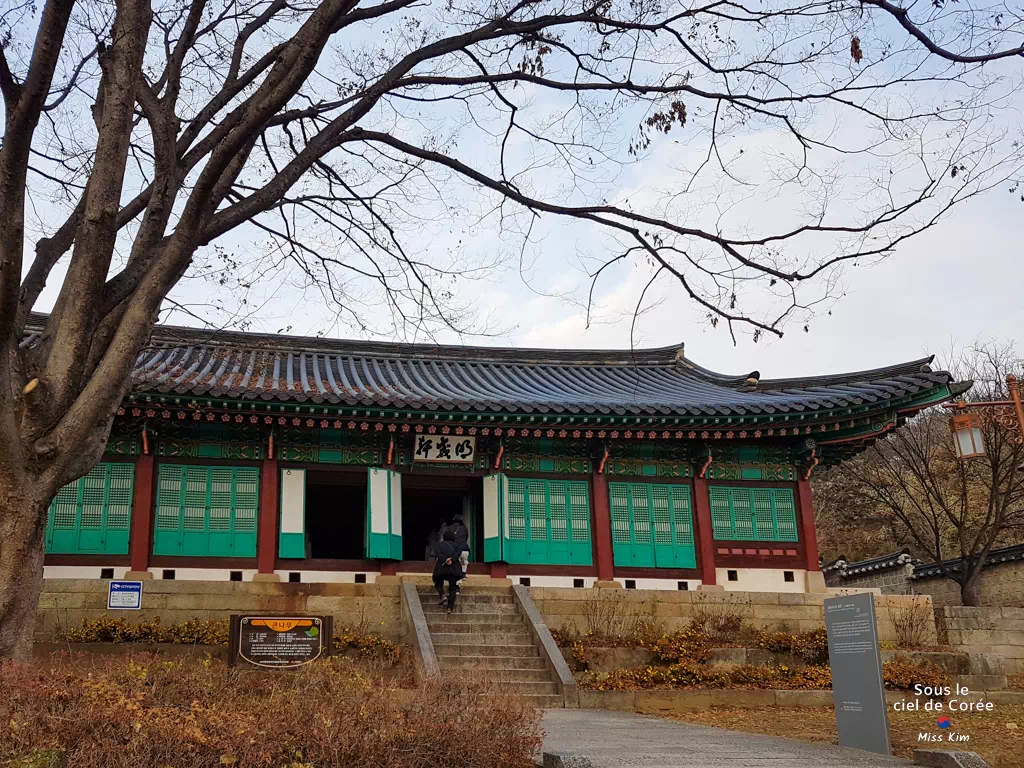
[489,561,508,580]
[257,457,279,575]
[591,470,614,582]
[692,476,717,586]
[796,478,820,571]
[128,453,155,577]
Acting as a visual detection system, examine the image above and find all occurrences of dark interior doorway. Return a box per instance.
[305,473,365,559]
[402,489,465,561]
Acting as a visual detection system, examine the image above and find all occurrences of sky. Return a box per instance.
[15,0,1024,382]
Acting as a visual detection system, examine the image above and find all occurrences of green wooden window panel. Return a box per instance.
[46,462,134,555]
[608,482,695,568]
[153,465,258,557]
[708,486,798,542]
[504,478,592,565]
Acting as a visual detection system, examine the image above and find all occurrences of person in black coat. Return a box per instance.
[447,515,471,584]
[433,527,462,612]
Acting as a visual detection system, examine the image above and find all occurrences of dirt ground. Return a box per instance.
[663,705,1024,768]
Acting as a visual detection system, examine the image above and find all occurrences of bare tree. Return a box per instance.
[0,0,1022,656]
[820,342,1024,605]
[862,0,1024,64]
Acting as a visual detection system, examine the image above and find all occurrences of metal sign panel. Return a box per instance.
[413,434,476,463]
[229,615,332,669]
[825,593,891,755]
[106,580,142,610]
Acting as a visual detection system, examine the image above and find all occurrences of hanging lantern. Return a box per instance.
[951,413,986,459]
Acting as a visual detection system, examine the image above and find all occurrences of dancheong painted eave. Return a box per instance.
[24,314,969,418]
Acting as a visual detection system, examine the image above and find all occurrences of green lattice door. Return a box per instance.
[609,482,695,568]
[708,486,798,542]
[154,465,259,556]
[45,462,134,555]
[504,478,591,565]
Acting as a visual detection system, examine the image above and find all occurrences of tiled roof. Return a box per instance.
[23,317,966,417]
[911,543,1024,580]
[824,550,919,577]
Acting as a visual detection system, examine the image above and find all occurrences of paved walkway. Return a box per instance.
[541,710,911,768]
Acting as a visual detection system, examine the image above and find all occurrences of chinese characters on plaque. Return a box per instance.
[413,434,476,463]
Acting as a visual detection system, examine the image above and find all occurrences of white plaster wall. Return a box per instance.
[273,570,378,584]
[717,567,805,593]
[145,567,259,581]
[43,565,131,580]
[508,575,598,589]
[612,578,701,591]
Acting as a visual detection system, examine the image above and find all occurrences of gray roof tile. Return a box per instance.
[106,322,961,417]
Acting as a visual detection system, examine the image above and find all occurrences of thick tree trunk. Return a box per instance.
[0,472,51,658]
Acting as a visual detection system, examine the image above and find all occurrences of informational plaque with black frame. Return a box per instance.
[824,593,891,755]
[229,615,333,669]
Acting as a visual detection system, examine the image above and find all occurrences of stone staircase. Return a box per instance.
[417,584,564,708]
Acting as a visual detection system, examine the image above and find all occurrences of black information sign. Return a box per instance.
[824,593,891,755]
[229,615,332,669]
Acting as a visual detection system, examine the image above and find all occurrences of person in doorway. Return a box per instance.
[447,514,470,585]
[424,517,445,561]
[432,527,462,613]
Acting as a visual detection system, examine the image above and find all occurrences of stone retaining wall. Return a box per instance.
[937,606,1024,674]
[35,579,402,642]
[530,587,938,645]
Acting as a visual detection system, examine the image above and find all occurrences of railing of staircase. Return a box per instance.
[511,584,579,708]
[400,581,440,682]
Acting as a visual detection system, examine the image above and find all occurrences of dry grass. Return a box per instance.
[662,705,1024,768]
[688,593,751,644]
[0,653,541,768]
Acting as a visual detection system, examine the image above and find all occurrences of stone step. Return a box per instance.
[418,593,515,605]
[421,602,520,615]
[433,643,540,658]
[436,654,548,670]
[429,631,532,645]
[415,589,512,602]
[439,664,553,683]
[481,693,564,709]
[425,619,526,633]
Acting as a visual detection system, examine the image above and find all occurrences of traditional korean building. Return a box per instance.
[38,319,968,591]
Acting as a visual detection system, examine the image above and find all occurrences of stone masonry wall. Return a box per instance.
[529,587,939,646]
[914,559,1024,608]
[827,559,1024,609]
[937,606,1024,674]
[35,580,403,642]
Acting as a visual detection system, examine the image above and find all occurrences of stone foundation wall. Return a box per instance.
[529,587,939,645]
[35,579,402,642]
[937,606,1024,674]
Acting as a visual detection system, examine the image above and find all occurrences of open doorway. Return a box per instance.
[402,489,465,561]
[304,471,365,559]
[401,474,482,562]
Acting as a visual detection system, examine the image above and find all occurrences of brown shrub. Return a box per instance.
[754,627,830,665]
[0,655,541,768]
[688,593,750,643]
[578,658,950,693]
[886,597,935,649]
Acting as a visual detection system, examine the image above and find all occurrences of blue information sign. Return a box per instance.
[107,580,143,610]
